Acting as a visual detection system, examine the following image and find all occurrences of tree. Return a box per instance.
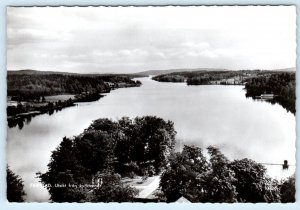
[159,145,209,202]
[229,158,280,202]
[37,137,86,202]
[131,116,176,173]
[204,146,237,202]
[74,130,117,174]
[280,175,295,203]
[7,167,26,202]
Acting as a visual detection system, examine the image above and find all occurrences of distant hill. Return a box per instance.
[7,69,78,75]
[7,69,144,78]
[134,67,296,76]
[134,68,230,76]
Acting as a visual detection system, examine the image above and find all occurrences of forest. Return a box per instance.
[7,72,141,101]
[30,116,295,203]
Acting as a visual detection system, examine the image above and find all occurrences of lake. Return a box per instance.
[7,76,296,202]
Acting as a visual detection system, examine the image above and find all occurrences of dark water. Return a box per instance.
[7,77,295,202]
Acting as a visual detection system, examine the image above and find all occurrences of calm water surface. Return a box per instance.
[7,77,296,202]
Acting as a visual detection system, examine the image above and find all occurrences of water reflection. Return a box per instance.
[7,106,75,129]
[245,93,295,115]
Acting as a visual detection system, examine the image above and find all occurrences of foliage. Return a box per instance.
[38,116,176,202]
[152,70,259,85]
[205,146,237,202]
[7,167,26,202]
[159,145,209,202]
[91,172,138,202]
[159,145,281,203]
[280,175,295,203]
[8,73,140,101]
[230,158,280,202]
[152,74,185,83]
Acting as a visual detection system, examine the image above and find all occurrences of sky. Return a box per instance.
[7,6,296,74]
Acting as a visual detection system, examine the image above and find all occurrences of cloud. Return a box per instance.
[7,6,296,73]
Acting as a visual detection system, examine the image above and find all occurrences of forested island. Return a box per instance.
[152,70,295,114]
[30,116,295,203]
[7,70,142,128]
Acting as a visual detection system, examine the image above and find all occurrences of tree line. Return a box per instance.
[8,73,141,101]
[152,70,259,85]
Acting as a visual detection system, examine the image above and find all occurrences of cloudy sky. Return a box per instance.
[7,6,296,74]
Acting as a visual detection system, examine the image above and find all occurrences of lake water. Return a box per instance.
[7,76,296,202]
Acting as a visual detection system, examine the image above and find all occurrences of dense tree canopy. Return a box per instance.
[230,158,280,202]
[152,70,258,85]
[159,145,281,203]
[7,167,26,202]
[159,145,210,202]
[8,73,141,101]
[38,116,176,202]
[280,175,295,203]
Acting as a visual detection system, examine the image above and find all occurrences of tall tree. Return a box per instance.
[159,145,209,202]
[204,146,237,202]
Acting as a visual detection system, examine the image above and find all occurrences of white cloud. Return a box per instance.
[7,6,296,73]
